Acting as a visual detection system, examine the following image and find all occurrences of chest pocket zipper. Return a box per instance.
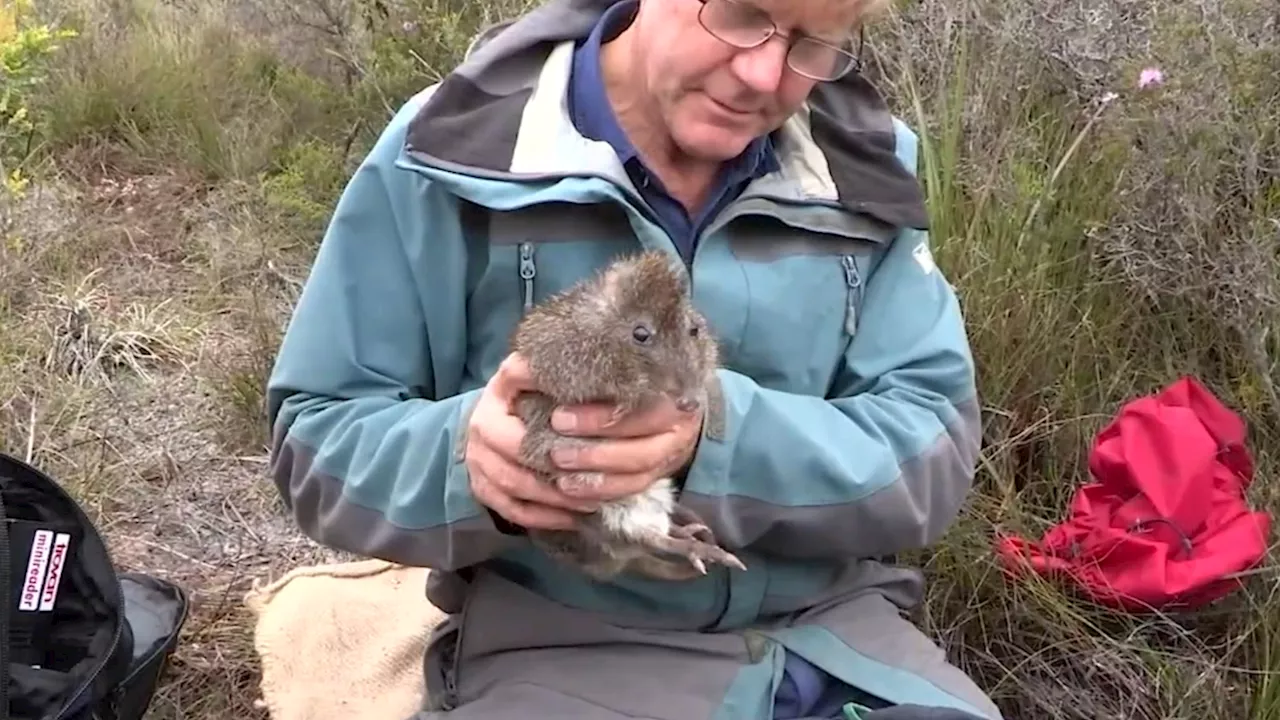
[519,242,537,311]
[841,255,863,335]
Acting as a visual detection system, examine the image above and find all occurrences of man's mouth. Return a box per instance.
[708,96,755,117]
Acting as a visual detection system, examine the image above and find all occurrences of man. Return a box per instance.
[265,0,1001,717]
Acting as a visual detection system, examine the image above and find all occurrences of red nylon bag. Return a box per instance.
[995,376,1273,612]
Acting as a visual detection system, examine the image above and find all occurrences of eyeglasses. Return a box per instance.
[695,0,863,82]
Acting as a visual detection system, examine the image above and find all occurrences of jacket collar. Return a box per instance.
[402,0,929,231]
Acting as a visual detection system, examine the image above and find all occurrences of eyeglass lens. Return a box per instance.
[698,0,857,80]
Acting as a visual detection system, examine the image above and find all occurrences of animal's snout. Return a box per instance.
[675,396,700,413]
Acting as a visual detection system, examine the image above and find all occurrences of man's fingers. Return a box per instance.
[475,447,599,513]
[494,491,580,531]
[472,404,528,464]
[551,431,680,476]
[555,471,654,501]
[480,484,579,531]
[471,462,584,531]
[491,353,537,401]
[469,469,507,516]
[561,402,638,435]
[503,470,601,513]
[467,355,609,533]
[552,397,691,438]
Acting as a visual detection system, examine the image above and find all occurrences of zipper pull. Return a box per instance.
[518,242,536,311]
[841,255,861,335]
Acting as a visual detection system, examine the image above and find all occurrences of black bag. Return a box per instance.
[0,452,190,720]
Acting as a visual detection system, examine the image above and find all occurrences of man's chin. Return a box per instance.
[672,124,756,164]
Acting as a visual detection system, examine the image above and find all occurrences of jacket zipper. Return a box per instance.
[841,255,863,335]
[519,242,537,311]
[439,583,477,711]
[441,639,460,710]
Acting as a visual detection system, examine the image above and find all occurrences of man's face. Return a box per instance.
[629,0,861,162]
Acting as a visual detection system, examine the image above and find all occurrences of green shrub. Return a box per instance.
[0,0,75,194]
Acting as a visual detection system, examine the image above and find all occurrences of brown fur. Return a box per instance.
[508,250,746,582]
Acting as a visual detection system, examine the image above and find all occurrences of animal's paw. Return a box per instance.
[555,472,605,494]
[636,528,747,576]
[675,537,747,576]
[670,522,716,545]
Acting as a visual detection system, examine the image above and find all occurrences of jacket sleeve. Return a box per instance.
[678,222,981,562]
[265,91,520,571]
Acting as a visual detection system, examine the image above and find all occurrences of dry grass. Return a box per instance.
[0,0,1276,717]
[0,162,347,719]
[0,0,522,716]
[864,1,1280,717]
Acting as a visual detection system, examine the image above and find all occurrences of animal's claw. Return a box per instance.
[679,539,743,574]
[605,404,628,427]
[671,522,716,545]
[690,556,707,575]
[639,529,746,576]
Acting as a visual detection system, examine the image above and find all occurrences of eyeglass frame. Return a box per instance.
[693,0,866,82]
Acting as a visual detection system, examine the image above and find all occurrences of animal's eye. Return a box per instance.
[632,324,652,344]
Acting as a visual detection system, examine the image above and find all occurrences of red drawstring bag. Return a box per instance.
[995,376,1273,612]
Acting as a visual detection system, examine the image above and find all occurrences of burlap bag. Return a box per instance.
[243,558,447,720]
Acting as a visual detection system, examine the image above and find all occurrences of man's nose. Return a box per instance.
[730,36,788,94]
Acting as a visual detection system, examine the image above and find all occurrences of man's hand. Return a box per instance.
[466,354,600,531]
[547,397,704,502]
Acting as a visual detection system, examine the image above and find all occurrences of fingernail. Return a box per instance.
[552,409,576,432]
[552,447,577,468]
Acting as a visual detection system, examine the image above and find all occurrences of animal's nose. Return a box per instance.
[675,397,700,413]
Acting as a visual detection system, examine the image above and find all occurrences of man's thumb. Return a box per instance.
[491,352,535,402]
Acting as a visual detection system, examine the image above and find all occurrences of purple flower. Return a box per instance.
[1138,67,1164,88]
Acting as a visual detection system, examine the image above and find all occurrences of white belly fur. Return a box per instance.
[598,477,676,541]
